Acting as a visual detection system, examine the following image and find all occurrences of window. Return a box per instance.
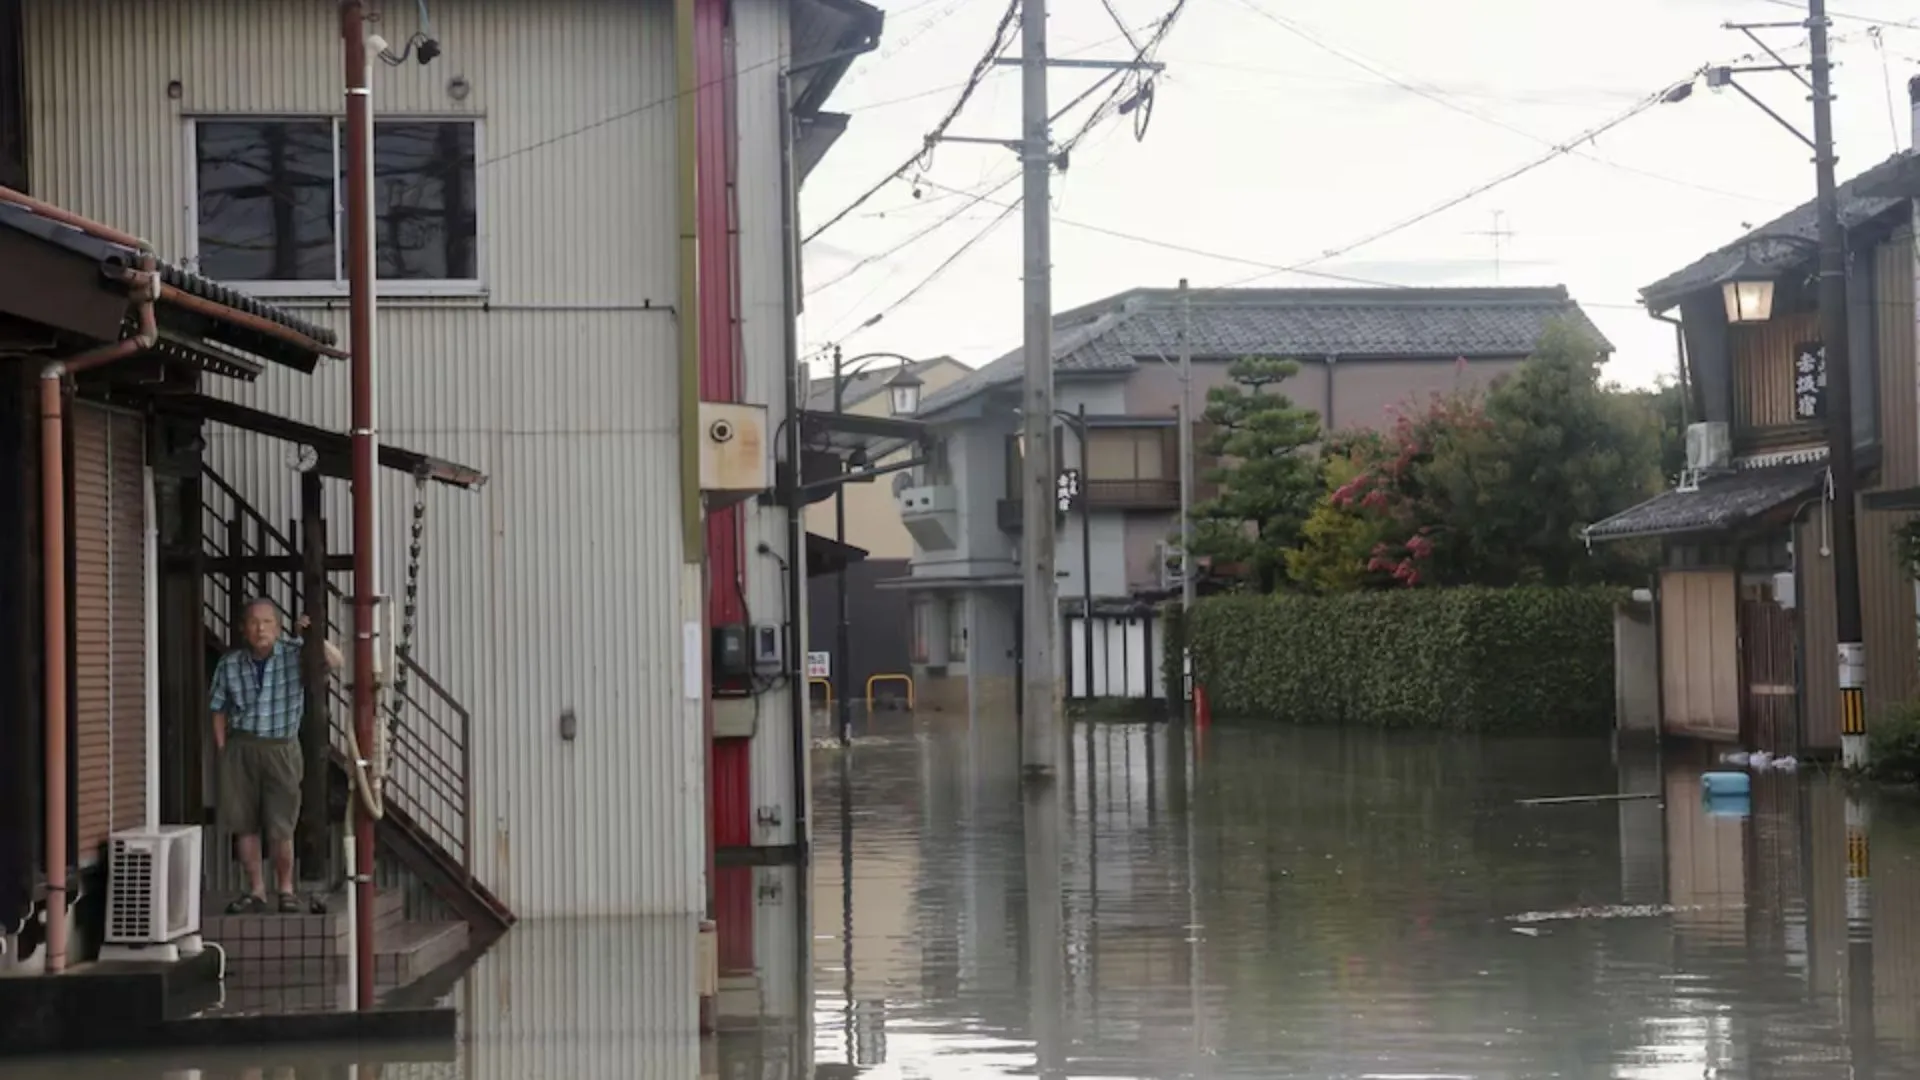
[921,437,953,487]
[945,598,967,662]
[910,599,934,664]
[1086,427,1169,481]
[193,118,479,293]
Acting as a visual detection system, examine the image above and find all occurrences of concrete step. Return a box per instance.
[218,919,469,991]
[201,888,404,961]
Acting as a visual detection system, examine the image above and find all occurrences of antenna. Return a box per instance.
[1468,210,1515,282]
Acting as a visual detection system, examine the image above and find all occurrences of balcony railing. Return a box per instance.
[1084,478,1179,509]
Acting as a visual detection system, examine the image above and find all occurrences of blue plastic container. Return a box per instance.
[1701,771,1751,796]
[1704,792,1751,818]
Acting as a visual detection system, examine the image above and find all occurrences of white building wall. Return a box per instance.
[24,0,708,918]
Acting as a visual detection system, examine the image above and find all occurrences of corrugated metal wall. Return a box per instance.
[24,0,707,917]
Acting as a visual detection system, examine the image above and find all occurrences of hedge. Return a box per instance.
[1185,586,1620,734]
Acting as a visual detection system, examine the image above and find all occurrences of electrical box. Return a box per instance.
[1773,571,1797,610]
[698,402,770,494]
[712,624,750,681]
[751,623,785,675]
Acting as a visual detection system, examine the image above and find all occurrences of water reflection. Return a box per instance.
[813,717,1920,1078]
[35,716,1920,1078]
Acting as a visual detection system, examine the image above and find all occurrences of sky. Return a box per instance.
[795,0,1920,391]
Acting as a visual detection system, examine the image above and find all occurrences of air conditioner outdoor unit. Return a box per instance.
[1158,540,1186,590]
[103,825,203,955]
[1685,421,1731,472]
[1678,421,1732,493]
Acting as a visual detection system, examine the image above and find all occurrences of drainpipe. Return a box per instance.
[1649,309,1691,427]
[340,0,379,1012]
[776,68,809,852]
[39,259,159,974]
[672,0,713,939]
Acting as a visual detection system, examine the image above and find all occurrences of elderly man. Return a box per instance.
[210,598,343,914]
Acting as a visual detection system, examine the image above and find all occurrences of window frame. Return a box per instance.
[909,599,934,664]
[184,113,486,300]
[1084,426,1173,482]
[945,597,967,662]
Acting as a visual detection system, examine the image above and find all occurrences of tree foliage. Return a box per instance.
[1280,320,1664,590]
[1187,357,1322,590]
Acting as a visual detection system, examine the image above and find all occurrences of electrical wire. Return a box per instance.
[805,0,1023,245]
[1759,0,1920,32]
[1230,0,1777,206]
[810,172,1023,294]
[823,0,1191,340]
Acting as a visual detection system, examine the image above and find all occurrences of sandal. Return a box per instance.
[276,892,303,914]
[225,893,267,915]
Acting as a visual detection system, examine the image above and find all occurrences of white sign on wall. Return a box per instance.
[806,651,832,679]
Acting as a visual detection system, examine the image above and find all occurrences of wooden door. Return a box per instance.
[1739,599,1798,753]
[1659,568,1740,741]
[70,402,148,863]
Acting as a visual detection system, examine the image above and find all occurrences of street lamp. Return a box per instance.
[1719,251,1779,325]
[828,347,922,745]
[885,367,923,417]
[1715,236,1818,325]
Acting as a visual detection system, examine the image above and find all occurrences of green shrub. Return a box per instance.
[1186,586,1621,733]
[1867,699,1920,784]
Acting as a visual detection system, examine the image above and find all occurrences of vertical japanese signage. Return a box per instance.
[1793,341,1827,421]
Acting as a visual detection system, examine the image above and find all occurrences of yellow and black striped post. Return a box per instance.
[1839,642,1867,769]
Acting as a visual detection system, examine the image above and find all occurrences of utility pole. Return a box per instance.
[339,0,380,1012]
[938,4,1161,775]
[1807,0,1868,769]
[1177,279,1194,620]
[1018,0,1059,778]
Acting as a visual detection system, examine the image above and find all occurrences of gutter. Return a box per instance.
[1648,308,1691,427]
[0,186,150,252]
[39,258,160,974]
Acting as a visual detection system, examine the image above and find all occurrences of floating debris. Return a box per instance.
[1506,902,1744,925]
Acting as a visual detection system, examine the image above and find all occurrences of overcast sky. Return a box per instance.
[796,0,1920,391]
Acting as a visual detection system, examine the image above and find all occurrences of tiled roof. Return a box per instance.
[918,285,1610,417]
[1639,151,1920,308]
[0,200,339,348]
[1583,463,1827,541]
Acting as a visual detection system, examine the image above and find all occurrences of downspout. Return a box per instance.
[672,0,711,923]
[777,68,808,852]
[39,258,159,975]
[1650,309,1691,426]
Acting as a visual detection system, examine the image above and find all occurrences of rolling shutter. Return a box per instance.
[70,402,147,862]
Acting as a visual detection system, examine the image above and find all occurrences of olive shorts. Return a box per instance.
[219,733,304,842]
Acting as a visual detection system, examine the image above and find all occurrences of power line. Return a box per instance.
[1230,0,1778,206]
[1759,0,1920,31]
[809,172,1021,294]
[804,0,1022,245]
[824,0,1191,341]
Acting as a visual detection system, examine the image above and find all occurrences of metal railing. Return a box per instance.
[199,467,474,878]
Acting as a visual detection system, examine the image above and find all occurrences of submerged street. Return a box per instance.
[45,713,1920,1078]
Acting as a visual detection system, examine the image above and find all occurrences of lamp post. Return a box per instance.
[828,348,922,745]
[1695,2,1866,765]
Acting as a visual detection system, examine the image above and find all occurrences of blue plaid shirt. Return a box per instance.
[209,637,307,739]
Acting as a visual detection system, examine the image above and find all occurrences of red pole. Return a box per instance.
[340,0,378,1012]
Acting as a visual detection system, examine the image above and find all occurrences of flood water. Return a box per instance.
[38,714,1920,1078]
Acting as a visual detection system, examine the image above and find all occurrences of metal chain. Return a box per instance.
[389,474,428,722]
